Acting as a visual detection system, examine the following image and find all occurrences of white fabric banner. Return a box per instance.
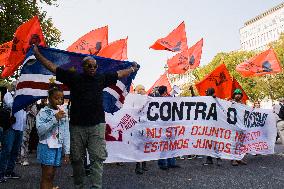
[104,94,277,163]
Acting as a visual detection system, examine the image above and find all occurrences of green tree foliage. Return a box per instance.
[0,0,62,47]
[184,35,284,101]
[0,0,61,80]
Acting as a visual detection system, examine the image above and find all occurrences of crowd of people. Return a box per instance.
[0,46,283,189]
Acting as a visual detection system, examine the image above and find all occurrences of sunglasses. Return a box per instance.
[84,64,98,69]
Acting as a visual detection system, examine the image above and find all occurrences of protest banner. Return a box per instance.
[105,94,276,162]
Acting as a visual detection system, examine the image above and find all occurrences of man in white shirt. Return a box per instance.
[0,84,27,183]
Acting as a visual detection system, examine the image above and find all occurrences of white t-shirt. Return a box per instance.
[12,109,27,131]
[3,91,13,109]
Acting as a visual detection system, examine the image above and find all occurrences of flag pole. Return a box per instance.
[264,74,274,106]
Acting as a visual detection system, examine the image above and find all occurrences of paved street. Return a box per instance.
[1,143,284,189]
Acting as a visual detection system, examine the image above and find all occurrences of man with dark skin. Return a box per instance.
[33,45,138,189]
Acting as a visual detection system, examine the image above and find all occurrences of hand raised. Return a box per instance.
[33,45,39,54]
[55,110,66,121]
[132,62,139,72]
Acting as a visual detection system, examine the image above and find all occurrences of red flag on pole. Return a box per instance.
[195,63,233,99]
[230,78,249,104]
[147,72,172,95]
[236,48,282,77]
[97,38,127,61]
[167,38,203,74]
[129,83,135,93]
[0,41,12,66]
[187,38,203,70]
[149,21,188,52]
[67,26,108,55]
[1,16,46,77]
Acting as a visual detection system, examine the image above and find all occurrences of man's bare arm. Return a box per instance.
[33,45,58,73]
[117,62,139,79]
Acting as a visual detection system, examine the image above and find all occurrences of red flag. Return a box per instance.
[195,63,233,99]
[230,78,249,104]
[97,38,127,61]
[167,48,188,74]
[129,83,134,93]
[167,38,203,74]
[236,48,282,77]
[67,26,108,55]
[147,72,172,95]
[0,41,12,66]
[150,21,188,52]
[1,16,46,77]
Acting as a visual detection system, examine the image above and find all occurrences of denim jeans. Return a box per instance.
[0,127,3,146]
[0,128,23,177]
[158,158,176,168]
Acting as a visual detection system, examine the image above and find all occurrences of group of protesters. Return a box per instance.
[0,45,283,189]
[0,45,139,189]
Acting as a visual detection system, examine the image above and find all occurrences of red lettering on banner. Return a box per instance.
[191,126,198,135]
[143,138,190,153]
[234,141,268,154]
[192,139,231,154]
[146,128,162,138]
[151,142,159,152]
[235,131,261,142]
[117,114,137,131]
[166,126,185,137]
[224,143,231,153]
[144,142,151,153]
[191,125,232,139]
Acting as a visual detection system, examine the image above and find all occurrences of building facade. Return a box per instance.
[240,3,284,51]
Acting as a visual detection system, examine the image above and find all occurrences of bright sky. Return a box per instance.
[43,0,284,89]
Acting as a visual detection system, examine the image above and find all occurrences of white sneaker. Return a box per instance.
[21,161,29,166]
